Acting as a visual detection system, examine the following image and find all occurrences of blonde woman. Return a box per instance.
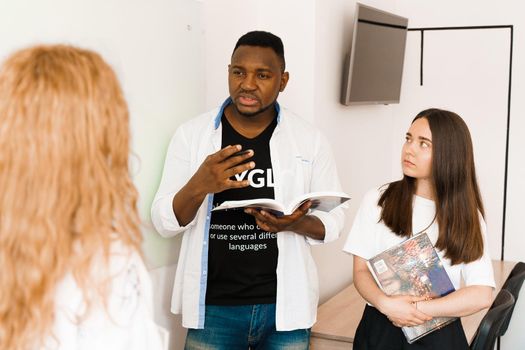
[0,45,166,350]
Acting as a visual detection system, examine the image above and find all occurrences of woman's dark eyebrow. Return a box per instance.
[406,132,432,143]
[418,136,432,143]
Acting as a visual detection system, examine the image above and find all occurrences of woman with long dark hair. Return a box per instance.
[344,109,495,349]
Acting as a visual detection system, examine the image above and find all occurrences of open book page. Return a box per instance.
[366,233,456,343]
[286,191,351,213]
[212,198,286,215]
[212,191,350,216]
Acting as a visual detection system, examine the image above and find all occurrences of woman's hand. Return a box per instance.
[352,256,433,327]
[377,295,433,327]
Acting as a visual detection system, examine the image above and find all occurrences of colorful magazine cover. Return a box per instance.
[367,232,456,343]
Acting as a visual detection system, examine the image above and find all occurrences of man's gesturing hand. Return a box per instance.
[189,145,255,196]
[172,145,254,226]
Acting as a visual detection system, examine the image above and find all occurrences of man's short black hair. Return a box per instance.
[232,31,286,71]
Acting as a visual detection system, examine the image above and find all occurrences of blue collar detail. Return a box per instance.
[213,97,281,129]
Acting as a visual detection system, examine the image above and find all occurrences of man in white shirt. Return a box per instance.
[151,31,345,349]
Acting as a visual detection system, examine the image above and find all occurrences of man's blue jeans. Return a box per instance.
[184,304,310,349]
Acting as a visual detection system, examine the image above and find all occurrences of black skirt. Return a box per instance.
[353,304,469,350]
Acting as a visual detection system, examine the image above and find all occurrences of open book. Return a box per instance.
[212,191,350,216]
[367,233,456,344]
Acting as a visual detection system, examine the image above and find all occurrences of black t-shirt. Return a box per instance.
[205,113,278,305]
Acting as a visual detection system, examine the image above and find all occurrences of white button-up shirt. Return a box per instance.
[151,99,346,330]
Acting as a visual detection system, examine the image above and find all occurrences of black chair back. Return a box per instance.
[470,289,514,350]
[500,261,525,334]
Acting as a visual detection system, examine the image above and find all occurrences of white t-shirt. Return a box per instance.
[42,243,168,350]
[343,187,495,290]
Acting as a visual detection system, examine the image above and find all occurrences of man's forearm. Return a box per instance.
[172,180,208,226]
[289,215,325,240]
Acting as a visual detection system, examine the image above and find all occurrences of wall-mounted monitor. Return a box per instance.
[341,3,408,105]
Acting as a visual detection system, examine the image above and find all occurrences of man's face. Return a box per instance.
[228,45,289,117]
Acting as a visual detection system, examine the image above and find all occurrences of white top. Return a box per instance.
[42,243,168,350]
[343,187,495,290]
[150,99,347,331]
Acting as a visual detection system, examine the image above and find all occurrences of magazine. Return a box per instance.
[366,232,456,344]
[212,191,350,216]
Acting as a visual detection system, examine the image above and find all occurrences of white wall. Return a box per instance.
[150,264,187,349]
[0,1,204,349]
[201,0,525,348]
[2,0,524,348]
[394,0,525,266]
[0,0,205,270]
[312,0,401,302]
[315,0,525,347]
[391,17,510,261]
[202,0,316,122]
[311,0,525,301]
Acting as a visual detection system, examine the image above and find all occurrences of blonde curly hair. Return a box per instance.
[0,45,142,349]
